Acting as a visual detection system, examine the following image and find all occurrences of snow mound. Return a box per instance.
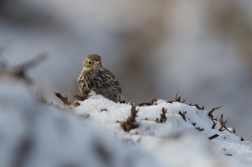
[0,75,251,167]
[0,78,158,167]
[74,92,252,167]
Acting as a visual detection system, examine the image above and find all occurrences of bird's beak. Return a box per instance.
[93,61,100,66]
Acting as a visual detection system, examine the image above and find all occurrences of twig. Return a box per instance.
[137,98,157,106]
[117,103,139,132]
[178,111,187,122]
[225,154,232,156]
[54,92,72,106]
[208,105,223,119]
[195,127,204,131]
[173,89,180,102]
[232,126,236,133]
[218,114,232,133]
[211,120,217,129]
[208,134,219,140]
[189,103,205,110]
[156,108,167,123]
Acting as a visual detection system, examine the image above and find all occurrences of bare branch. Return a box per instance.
[178,111,187,122]
[156,108,167,123]
[208,134,219,140]
[117,103,139,132]
[54,92,72,106]
[208,106,223,119]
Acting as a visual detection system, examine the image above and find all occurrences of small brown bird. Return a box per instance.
[77,54,123,102]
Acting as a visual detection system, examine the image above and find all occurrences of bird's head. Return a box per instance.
[83,54,102,71]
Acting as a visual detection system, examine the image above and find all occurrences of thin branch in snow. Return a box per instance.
[225,154,232,156]
[173,89,180,102]
[189,103,205,110]
[195,127,204,131]
[211,121,217,129]
[156,108,167,123]
[218,114,233,133]
[178,111,187,122]
[208,134,219,140]
[232,126,236,134]
[54,92,72,106]
[167,89,187,103]
[129,103,138,122]
[208,106,223,119]
[117,103,139,132]
[137,98,157,106]
[213,116,218,121]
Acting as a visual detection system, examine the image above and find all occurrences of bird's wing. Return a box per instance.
[103,68,122,93]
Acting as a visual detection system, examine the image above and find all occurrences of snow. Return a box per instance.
[0,78,158,167]
[0,76,252,167]
[74,93,252,166]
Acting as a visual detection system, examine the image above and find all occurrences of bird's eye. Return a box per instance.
[89,61,92,64]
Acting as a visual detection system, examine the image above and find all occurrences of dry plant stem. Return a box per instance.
[208,106,223,119]
[211,121,217,129]
[178,111,187,122]
[117,103,139,132]
[189,103,205,110]
[174,89,180,102]
[137,98,157,106]
[156,108,167,123]
[195,127,204,131]
[128,102,138,122]
[208,134,219,140]
[218,114,233,133]
[225,154,232,156]
[54,92,72,106]
[232,126,236,133]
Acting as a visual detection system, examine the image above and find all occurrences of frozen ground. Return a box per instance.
[0,73,251,167]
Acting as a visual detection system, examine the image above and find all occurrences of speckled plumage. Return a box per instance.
[77,54,123,102]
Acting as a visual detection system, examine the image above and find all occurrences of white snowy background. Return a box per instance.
[0,0,252,142]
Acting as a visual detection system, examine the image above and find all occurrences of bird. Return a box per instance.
[77,54,123,102]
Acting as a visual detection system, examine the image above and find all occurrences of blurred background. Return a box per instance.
[0,0,252,140]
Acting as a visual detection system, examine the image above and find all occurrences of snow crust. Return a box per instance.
[0,77,251,167]
[74,92,252,167]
